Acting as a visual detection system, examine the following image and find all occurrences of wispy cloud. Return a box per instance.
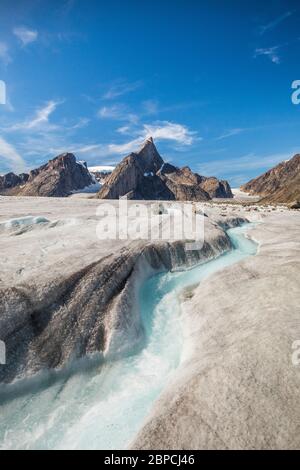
[97,103,138,123]
[69,117,90,129]
[75,139,142,159]
[143,121,197,146]
[254,46,281,64]
[216,128,245,140]
[77,121,198,160]
[97,99,200,125]
[116,125,131,135]
[254,36,300,65]
[106,138,147,156]
[4,100,62,132]
[0,99,93,171]
[0,42,11,66]
[0,136,27,173]
[259,10,294,35]
[25,101,60,129]
[142,99,205,117]
[102,79,143,100]
[142,99,159,115]
[97,96,199,147]
[13,26,38,46]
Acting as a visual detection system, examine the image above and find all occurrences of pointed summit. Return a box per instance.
[138,136,154,151]
[136,137,164,173]
[97,138,232,201]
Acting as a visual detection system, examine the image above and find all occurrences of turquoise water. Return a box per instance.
[0,224,257,450]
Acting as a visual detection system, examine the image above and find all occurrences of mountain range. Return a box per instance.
[0,138,233,201]
[3,140,299,205]
[98,138,233,201]
[0,153,94,197]
[241,153,300,205]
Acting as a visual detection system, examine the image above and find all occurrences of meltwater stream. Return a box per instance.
[0,224,257,450]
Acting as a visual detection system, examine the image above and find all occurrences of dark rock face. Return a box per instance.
[91,171,112,184]
[158,164,211,201]
[241,154,300,204]
[136,136,164,173]
[98,138,171,200]
[98,138,232,202]
[20,153,93,197]
[288,200,300,209]
[0,172,29,192]
[0,153,94,197]
[98,153,145,199]
[199,177,233,198]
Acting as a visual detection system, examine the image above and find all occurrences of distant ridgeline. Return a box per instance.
[0,153,94,197]
[0,138,234,201]
[241,153,300,206]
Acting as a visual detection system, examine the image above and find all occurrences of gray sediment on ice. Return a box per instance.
[0,196,244,384]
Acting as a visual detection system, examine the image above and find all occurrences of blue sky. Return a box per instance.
[0,0,300,186]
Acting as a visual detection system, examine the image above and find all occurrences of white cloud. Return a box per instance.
[13,26,38,46]
[216,128,245,140]
[254,46,281,64]
[98,105,120,119]
[25,101,59,129]
[77,121,197,159]
[75,138,142,158]
[0,42,11,66]
[142,99,159,115]
[0,102,93,170]
[106,137,146,155]
[143,121,197,146]
[259,11,293,35]
[116,125,131,135]
[254,37,300,65]
[102,80,142,100]
[98,104,138,123]
[5,100,62,132]
[69,117,90,129]
[0,136,27,173]
[141,99,203,116]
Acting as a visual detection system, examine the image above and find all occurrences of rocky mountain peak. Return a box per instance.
[241,153,300,204]
[0,152,94,197]
[48,152,78,169]
[98,138,233,201]
[135,137,164,173]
